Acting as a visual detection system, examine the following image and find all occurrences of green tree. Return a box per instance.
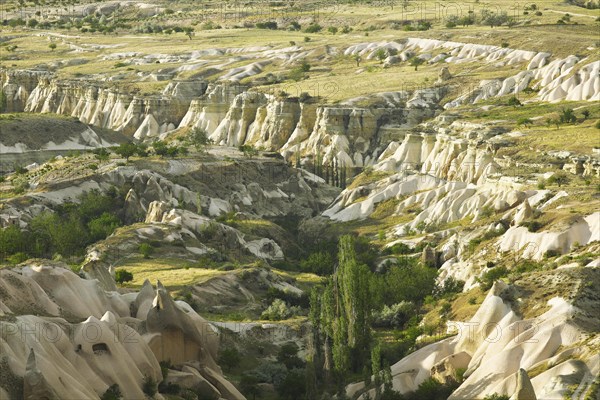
[219,348,241,373]
[300,251,334,275]
[188,127,211,152]
[48,43,57,51]
[239,145,258,158]
[87,212,121,241]
[239,373,261,400]
[0,225,27,260]
[52,214,89,256]
[559,108,577,124]
[276,369,306,400]
[114,142,137,161]
[547,171,570,187]
[0,90,7,113]
[326,235,372,374]
[277,342,304,370]
[408,56,425,71]
[299,60,311,72]
[153,140,169,157]
[115,269,133,285]
[371,341,382,396]
[183,26,194,39]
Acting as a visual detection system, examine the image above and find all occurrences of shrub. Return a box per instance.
[298,92,312,103]
[374,48,387,63]
[516,117,533,127]
[101,384,122,400]
[238,145,258,158]
[288,68,305,81]
[304,23,322,33]
[483,394,510,400]
[266,287,309,308]
[507,96,522,107]
[544,249,561,258]
[595,120,600,129]
[252,362,288,386]
[372,301,415,328]
[433,277,465,298]
[93,147,110,161]
[142,375,157,397]
[13,180,29,194]
[300,251,334,275]
[401,377,458,400]
[115,269,133,285]
[139,243,154,258]
[520,220,544,232]
[14,166,28,175]
[261,299,299,321]
[298,60,311,72]
[256,21,277,30]
[478,266,508,290]
[537,179,546,189]
[371,259,437,307]
[7,252,28,265]
[559,108,577,124]
[303,36,311,42]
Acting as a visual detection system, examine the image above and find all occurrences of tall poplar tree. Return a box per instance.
[315,235,372,380]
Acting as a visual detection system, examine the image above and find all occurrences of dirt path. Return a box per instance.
[545,9,598,19]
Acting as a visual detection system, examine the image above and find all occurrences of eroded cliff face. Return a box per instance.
[1,71,208,137]
[1,70,442,168]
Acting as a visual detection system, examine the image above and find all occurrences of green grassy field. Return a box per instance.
[2,0,598,102]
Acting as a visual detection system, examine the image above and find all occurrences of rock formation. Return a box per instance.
[3,37,597,168]
[511,369,537,400]
[0,263,246,400]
